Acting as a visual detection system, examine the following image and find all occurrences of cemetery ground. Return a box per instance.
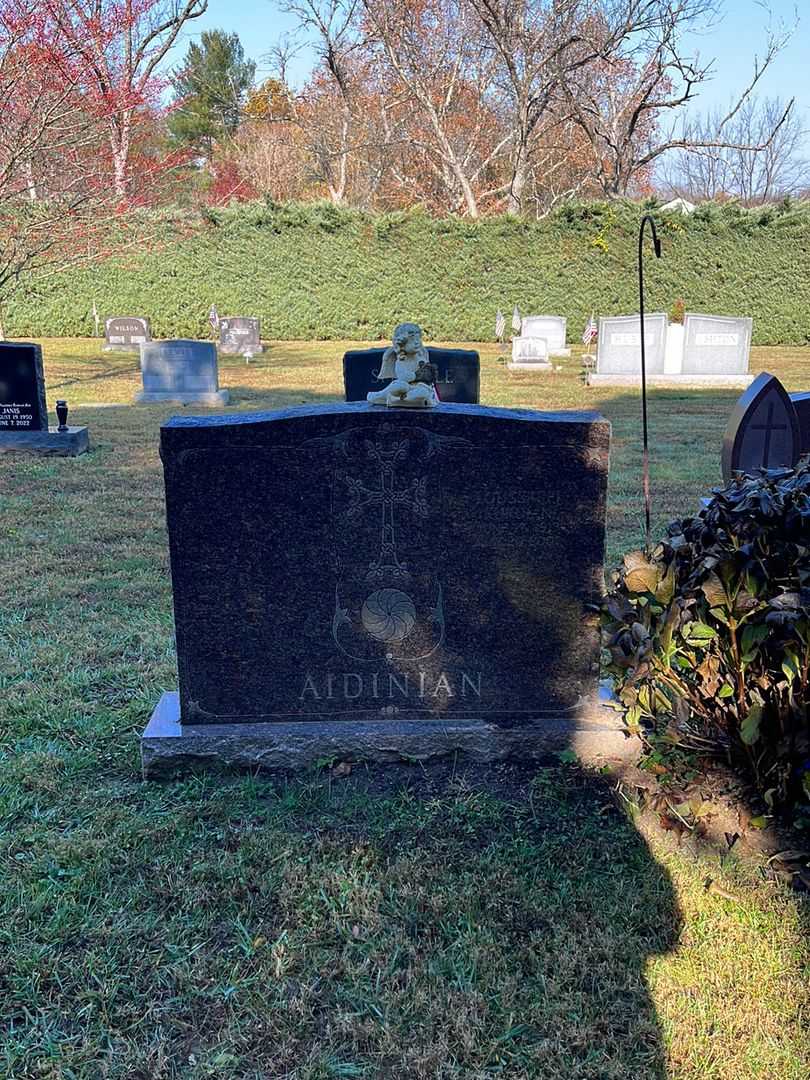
[2,340,809,1079]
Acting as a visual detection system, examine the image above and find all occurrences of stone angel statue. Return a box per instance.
[367,322,438,408]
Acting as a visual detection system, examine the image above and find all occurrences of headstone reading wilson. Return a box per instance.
[141,401,623,776]
[136,340,229,406]
[0,342,88,456]
[104,316,151,352]
[219,317,263,356]
[344,345,480,404]
[721,372,800,481]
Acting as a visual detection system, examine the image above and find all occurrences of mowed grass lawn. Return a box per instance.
[1,339,809,1079]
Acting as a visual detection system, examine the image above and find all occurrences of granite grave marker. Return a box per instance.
[219,317,263,356]
[682,313,752,381]
[721,372,800,481]
[587,313,668,385]
[141,401,623,776]
[104,316,151,352]
[0,342,88,455]
[788,391,810,456]
[516,315,569,357]
[136,340,229,406]
[344,346,480,404]
[508,336,550,370]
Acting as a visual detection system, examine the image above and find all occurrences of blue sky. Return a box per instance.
[170,0,808,137]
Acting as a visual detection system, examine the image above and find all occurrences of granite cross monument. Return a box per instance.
[141,401,623,776]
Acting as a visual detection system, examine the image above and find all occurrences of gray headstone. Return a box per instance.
[0,341,89,456]
[520,316,567,354]
[142,402,621,776]
[104,316,151,351]
[682,313,752,376]
[594,313,667,376]
[721,372,800,481]
[136,340,229,406]
[219,317,263,356]
[789,392,810,455]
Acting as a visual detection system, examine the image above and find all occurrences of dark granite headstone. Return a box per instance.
[344,347,480,404]
[219,317,263,356]
[136,340,229,406]
[0,341,88,455]
[721,372,800,481]
[789,392,810,455]
[141,402,624,776]
[0,341,47,431]
[104,316,151,351]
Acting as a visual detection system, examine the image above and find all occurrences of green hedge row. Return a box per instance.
[5,199,810,344]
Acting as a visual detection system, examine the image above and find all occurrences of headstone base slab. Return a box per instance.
[0,426,89,456]
[587,372,755,388]
[507,361,553,372]
[220,345,265,356]
[547,348,571,358]
[135,390,230,406]
[141,691,634,778]
[103,344,143,353]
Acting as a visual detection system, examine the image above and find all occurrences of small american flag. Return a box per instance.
[208,304,219,331]
[495,309,505,341]
[512,305,522,334]
[582,312,597,345]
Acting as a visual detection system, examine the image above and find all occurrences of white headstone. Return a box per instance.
[594,313,667,377]
[510,337,550,368]
[682,313,752,376]
[520,315,567,354]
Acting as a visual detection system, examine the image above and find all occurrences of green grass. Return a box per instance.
[1,339,809,1079]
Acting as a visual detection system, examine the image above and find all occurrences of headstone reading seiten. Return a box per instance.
[588,313,668,385]
[104,316,151,352]
[0,342,88,456]
[136,340,229,406]
[721,372,800,481]
[219,317,263,356]
[141,402,624,776]
[344,344,479,404]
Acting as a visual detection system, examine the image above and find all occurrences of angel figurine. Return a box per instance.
[367,322,438,408]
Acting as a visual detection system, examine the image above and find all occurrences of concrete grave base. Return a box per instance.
[587,372,755,388]
[0,426,89,456]
[507,362,553,372]
[135,390,230,406]
[141,690,636,779]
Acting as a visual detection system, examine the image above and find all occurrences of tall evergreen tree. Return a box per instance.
[169,30,255,155]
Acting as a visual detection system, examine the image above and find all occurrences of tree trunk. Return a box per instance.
[110,110,133,200]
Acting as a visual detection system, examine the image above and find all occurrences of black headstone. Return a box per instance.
[0,342,48,431]
[142,402,617,775]
[721,372,800,481]
[789,392,810,455]
[219,317,263,356]
[104,316,151,351]
[344,347,480,404]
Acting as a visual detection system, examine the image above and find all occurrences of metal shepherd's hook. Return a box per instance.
[638,214,662,551]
